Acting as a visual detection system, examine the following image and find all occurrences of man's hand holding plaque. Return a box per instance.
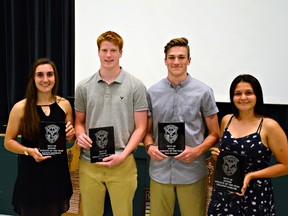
[89,126,115,163]
[213,150,247,193]
[158,122,185,156]
[38,121,66,156]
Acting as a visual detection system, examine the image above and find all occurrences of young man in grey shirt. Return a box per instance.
[75,31,148,216]
[144,37,220,216]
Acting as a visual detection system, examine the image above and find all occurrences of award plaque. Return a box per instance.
[213,150,246,193]
[38,121,66,156]
[158,122,185,156]
[89,126,115,163]
[143,187,150,216]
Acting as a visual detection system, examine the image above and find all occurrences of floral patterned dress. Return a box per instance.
[208,116,275,216]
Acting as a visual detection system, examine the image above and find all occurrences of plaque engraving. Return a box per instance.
[158,122,185,156]
[38,121,66,156]
[213,150,246,193]
[89,126,115,163]
[143,187,150,216]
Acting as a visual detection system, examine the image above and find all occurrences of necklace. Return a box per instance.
[41,105,50,115]
[38,97,56,116]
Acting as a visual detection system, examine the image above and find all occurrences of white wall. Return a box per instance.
[75,0,288,104]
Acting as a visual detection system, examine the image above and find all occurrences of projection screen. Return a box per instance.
[75,0,288,104]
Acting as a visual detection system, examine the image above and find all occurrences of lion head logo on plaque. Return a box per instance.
[164,124,179,144]
[222,155,239,176]
[45,124,60,144]
[95,130,109,149]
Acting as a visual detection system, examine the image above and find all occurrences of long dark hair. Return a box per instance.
[229,74,264,117]
[20,58,59,138]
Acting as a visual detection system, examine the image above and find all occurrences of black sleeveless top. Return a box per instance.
[208,115,275,216]
[12,103,72,216]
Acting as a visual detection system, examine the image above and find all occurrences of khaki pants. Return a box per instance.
[79,154,137,216]
[150,177,206,216]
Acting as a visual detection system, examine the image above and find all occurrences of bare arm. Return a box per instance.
[210,114,233,158]
[74,110,92,148]
[239,118,288,196]
[258,118,288,177]
[59,97,75,143]
[195,113,220,154]
[121,110,148,157]
[175,113,220,163]
[4,100,51,162]
[4,100,27,154]
[143,116,154,146]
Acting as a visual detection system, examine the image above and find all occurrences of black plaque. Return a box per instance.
[143,187,150,216]
[213,150,246,193]
[158,122,185,156]
[89,126,115,163]
[38,121,66,156]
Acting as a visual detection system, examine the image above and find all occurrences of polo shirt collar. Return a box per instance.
[96,67,125,84]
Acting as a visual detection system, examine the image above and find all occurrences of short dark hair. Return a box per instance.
[229,74,264,116]
[164,37,190,59]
